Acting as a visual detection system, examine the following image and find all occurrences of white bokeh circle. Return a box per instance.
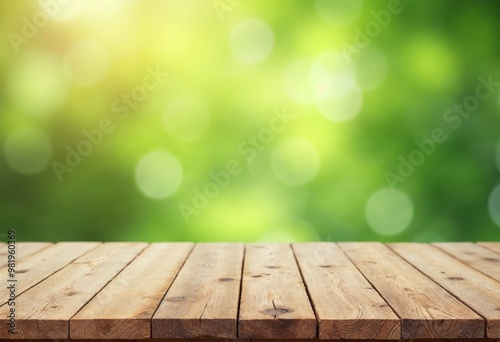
[4,127,52,175]
[310,51,357,99]
[353,46,388,91]
[316,84,363,122]
[365,188,414,235]
[284,58,318,104]
[7,50,67,117]
[229,18,274,64]
[135,150,183,199]
[272,138,320,186]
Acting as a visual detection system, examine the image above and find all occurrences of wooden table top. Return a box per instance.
[1,242,500,341]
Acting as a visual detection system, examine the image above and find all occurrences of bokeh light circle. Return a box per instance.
[272,138,320,186]
[229,18,274,64]
[7,50,67,117]
[488,184,500,228]
[163,96,210,143]
[310,51,357,99]
[352,46,388,91]
[63,40,110,87]
[365,188,414,235]
[135,151,183,199]
[284,58,318,104]
[4,127,52,175]
[315,0,363,27]
[316,84,363,122]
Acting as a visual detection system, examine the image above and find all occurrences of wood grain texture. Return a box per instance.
[71,243,194,339]
[5,340,498,342]
[390,242,500,338]
[0,242,147,339]
[433,242,500,282]
[152,243,244,339]
[0,242,99,306]
[239,243,316,339]
[339,242,484,339]
[478,242,500,254]
[0,242,52,268]
[293,242,400,340]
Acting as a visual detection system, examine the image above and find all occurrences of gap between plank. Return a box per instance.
[387,243,488,338]
[0,242,102,308]
[236,243,246,338]
[149,242,196,338]
[290,243,319,339]
[336,242,403,334]
[432,243,500,284]
[67,243,149,337]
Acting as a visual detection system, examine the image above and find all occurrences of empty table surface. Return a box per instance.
[1,242,500,340]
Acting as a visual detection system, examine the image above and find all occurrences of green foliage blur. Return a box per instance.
[1,0,500,242]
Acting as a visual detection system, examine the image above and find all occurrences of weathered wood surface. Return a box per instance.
[390,243,500,338]
[239,243,316,339]
[0,242,52,268]
[293,243,400,339]
[152,243,244,339]
[339,242,484,339]
[0,242,499,340]
[71,243,193,339]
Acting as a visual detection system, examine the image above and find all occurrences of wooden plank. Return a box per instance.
[152,243,244,339]
[292,242,400,339]
[6,340,496,342]
[71,243,194,339]
[390,242,500,338]
[433,242,500,282]
[478,242,500,254]
[238,243,316,339]
[26,339,251,342]
[0,242,147,339]
[0,242,99,306]
[250,340,499,342]
[16,242,53,258]
[0,242,52,268]
[339,242,484,339]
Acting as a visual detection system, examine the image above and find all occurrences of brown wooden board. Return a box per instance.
[339,242,484,339]
[71,243,194,339]
[238,243,316,339]
[152,243,244,339]
[478,242,500,254]
[0,242,52,268]
[0,242,99,306]
[293,242,400,339]
[0,242,147,339]
[433,242,500,282]
[390,242,500,338]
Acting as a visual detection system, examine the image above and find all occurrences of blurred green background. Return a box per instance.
[1,0,500,242]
